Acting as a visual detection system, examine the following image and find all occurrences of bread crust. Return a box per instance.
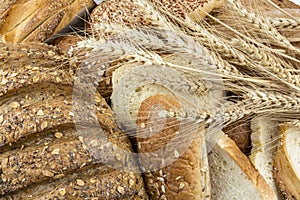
[274,125,300,200]
[136,94,210,200]
[223,117,252,154]
[0,0,96,43]
[213,134,277,200]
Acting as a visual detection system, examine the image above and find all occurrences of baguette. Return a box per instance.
[136,94,210,199]
[0,0,96,43]
[208,133,277,200]
[274,123,300,200]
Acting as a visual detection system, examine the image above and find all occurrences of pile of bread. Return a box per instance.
[0,0,299,199]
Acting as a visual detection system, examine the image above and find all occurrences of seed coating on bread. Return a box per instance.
[0,42,148,199]
[136,94,210,199]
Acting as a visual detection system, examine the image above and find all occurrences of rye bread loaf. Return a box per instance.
[0,42,148,199]
[274,123,300,200]
[0,0,96,43]
[208,133,277,200]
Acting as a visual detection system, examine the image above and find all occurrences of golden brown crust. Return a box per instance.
[273,125,300,200]
[136,94,209,199]
[0,0,96,43]
[223,117,252,154]
[218,134,277,200]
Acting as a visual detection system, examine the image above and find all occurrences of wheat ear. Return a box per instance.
[226,0,300,54]
[266,17,300,30]
[213,89,300,126]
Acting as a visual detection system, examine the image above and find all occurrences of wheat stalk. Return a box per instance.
[228,38,300,87]
[211,89,300,126]
[154,10,300,92]
[226,0,300,54]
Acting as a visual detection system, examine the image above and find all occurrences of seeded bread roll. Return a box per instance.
[136,94,210,200]
[0,0,96,43]
[208,133,277,200]
[274,123,300,200]
[0,42,148,199]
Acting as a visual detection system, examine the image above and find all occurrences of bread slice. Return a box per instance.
[4,167,147,199]
[274,123,300,200]
[222,117,252,154]
[208,133,277,200]
[249,117,281,199]
[111,54,213,199]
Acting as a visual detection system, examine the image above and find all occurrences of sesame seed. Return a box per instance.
[117,186,125,194]
[174,150,180,158]
[76,179,85,186]
[161,185,165,193]
[179,182,185,190]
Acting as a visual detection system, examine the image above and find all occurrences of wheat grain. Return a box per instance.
[266,17,300,30]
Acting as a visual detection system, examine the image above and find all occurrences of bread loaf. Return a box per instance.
[274,123,300,200]
[136,94,210,199]
[111,51,216,199]
[148,0,224,21]
[0,42,148,199]
[0,0,96,43]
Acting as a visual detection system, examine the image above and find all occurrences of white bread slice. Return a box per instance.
[274,123,300,200]
[249,117,281,199]
[208,133,277,200]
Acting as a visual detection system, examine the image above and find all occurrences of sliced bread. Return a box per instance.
[249,117,281,199]
[208,132,277,200]
[274,123,300,200]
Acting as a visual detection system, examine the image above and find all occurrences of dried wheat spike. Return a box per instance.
[226,0,300,54]
[267,17,300,30]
